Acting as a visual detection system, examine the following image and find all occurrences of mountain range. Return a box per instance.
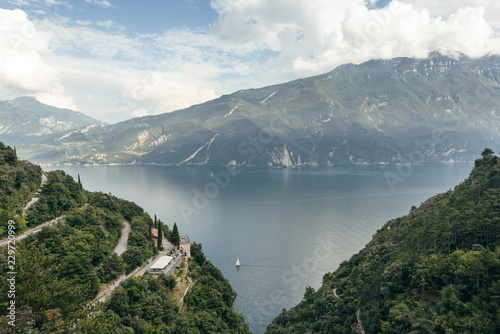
[4,51,500,166]
[0,96,102,145]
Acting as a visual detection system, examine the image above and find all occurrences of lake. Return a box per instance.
[44,164,473,333]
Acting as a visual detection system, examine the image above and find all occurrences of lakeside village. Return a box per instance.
[149,223,191,278]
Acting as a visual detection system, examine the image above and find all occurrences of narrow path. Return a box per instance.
[178,268,192,304]
[89,252,165,305]
[332,287,365,334]
[22,172,48,216]
[90,244,175,306]
[113,219,131,255]
[352,309,366,334]
[1,203,88,248]
[0,215,65,248]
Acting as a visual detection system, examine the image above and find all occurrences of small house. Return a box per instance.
[151,228,159,245]
[180,236,191,258]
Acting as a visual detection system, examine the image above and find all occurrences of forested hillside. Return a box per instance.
[0,142,249,333]
[0,142,41,235]
[266,150,500,333]
[102,243,250,333]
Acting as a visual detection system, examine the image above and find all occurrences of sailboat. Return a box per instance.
[235,258,241,267]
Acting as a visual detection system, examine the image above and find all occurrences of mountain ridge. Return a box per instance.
[0,96,103,146]
[8,51,500,166]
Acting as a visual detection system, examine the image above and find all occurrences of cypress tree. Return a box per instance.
[157,221,162,250]
[148,218,152,239]
[154,214,157,229]
[171,222,180,246]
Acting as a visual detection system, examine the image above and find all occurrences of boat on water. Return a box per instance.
[236,258,241,266]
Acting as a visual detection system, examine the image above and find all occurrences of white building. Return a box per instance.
[148,255,175,276]
[180,236,191,258]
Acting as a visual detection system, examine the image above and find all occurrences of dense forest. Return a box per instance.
[0,142,249,333]
[102,243,250,333]
[266,151,500,333]
[0,142,41,236]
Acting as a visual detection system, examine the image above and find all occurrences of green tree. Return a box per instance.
[98,253,126,283]
[157,220,162,250]
[148,216,152,239]
[121,248,143,274]
[482,148,494,157]
[171,222,180,246]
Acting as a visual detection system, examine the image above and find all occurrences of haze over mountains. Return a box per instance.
[3,51,500,166]
[0,96,102,144]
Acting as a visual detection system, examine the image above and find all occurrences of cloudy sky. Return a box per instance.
[1,0,500,123]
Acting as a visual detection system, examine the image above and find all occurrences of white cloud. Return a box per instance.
[400,0,500,28]
[84,0,114,9]
[208,0,500,80]
[1,1,500,123]
[37,18,138,60]
[0,8,75,109]
[8,0,72,12]
[36,89,77,110]
[8,0,30,6]
[130,109,149,118]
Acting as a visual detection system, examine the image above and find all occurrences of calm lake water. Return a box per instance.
[45,164,473,333]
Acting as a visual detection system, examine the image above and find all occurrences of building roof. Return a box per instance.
[151,228,158,238]
[180,235,190,244]
[149,255,174,270]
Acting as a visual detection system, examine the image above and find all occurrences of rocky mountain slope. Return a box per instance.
[0,97,102,145]
[12,51,500,166]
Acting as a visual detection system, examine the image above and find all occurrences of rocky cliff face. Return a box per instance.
[10,52,500,166]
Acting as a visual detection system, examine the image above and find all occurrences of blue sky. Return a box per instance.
[1,0,500,123]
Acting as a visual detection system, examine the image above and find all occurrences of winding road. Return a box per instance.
[0,215,65,248]
[90,252,164,305]
[113,219,131,255]
[3,170,181,308]
[0,172,54,248]
[90,239,178,305]
[22,172,48,216]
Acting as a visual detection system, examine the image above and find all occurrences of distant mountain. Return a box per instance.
[0,97,102,146]
[14,51,500,165]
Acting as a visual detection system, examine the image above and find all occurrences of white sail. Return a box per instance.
[236,258,241,266]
